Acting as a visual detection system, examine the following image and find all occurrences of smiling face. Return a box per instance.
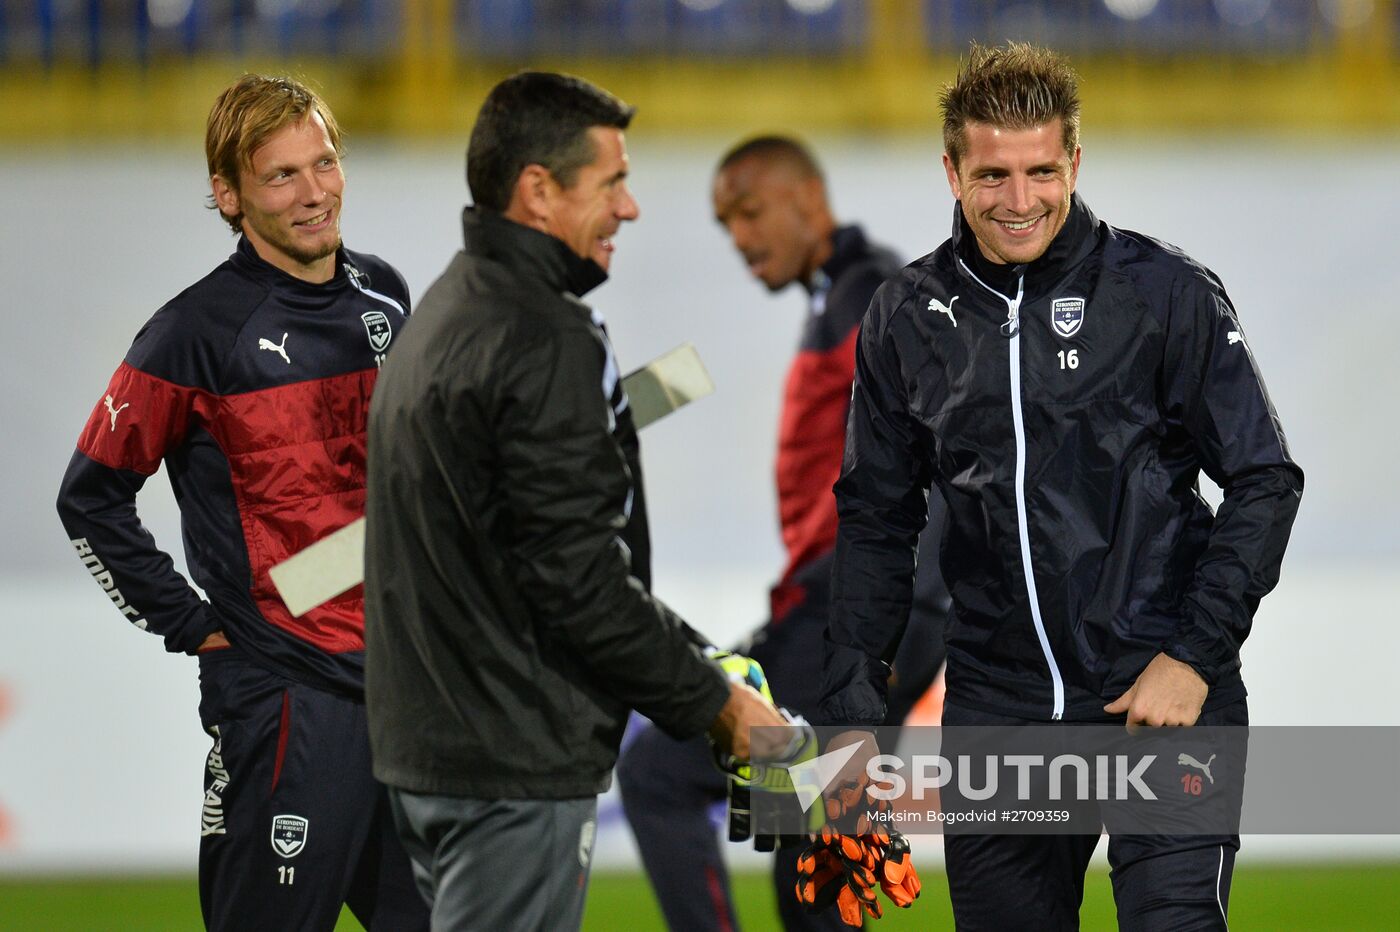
[541,126,639,272]
[212,110,344,283]
[943,119,1080,266]
[712,155,830,292]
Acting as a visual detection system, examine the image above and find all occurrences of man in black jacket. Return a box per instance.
[363,72,786,931]
[822,43,1303,930]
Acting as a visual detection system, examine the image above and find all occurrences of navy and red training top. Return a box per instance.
[56,237,409,698]
[770,225,903,622]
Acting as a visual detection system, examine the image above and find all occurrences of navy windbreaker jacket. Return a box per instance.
[822,196,1303,723]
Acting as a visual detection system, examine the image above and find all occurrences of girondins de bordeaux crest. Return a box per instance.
[271,814,309,858]
[1051,297,1085,338]
[361,310,392,353]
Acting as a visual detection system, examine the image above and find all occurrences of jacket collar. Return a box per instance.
[461,206,608,299]
[229,235,353,307]
[805,224,869,295]
[952,193,1100,299]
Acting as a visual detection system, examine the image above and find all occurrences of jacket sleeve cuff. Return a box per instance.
[650,661,731,741]
[817,638,891,726]
[1162,642,1219,687]
[165,603,222,656]
[1163,597,1248,687]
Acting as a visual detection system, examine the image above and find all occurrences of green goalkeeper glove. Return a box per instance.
[705,650,824,848]
[707,648,774,704]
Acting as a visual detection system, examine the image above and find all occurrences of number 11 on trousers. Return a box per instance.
[279,866,296,885]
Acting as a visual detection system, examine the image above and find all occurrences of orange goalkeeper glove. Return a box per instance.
[795,825,920,925]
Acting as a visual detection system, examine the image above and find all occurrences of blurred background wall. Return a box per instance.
[1,0,1398,873]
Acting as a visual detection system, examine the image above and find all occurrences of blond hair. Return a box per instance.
[941,42,1080,170]
[205,74,344,233]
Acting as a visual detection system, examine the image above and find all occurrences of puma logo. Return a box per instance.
[259,332,290,365]
[928,295,959,327]
[1178,752,1216,785]
[103,394,130,431]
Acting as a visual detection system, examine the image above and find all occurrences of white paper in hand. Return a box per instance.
[268,517,367,619]
[623,342,714,429]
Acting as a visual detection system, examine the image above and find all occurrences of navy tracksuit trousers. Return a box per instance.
[941,698,1249,932]
[196,649,429,931]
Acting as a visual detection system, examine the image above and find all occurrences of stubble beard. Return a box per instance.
[245,207,342,271]
[285,233,342,269]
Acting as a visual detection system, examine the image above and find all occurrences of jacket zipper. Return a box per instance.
[957,259,1066,720]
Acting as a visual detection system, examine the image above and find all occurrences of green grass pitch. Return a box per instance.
[0,864,1395,929]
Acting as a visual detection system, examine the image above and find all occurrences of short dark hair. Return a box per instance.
[941,42,1081,170]
[715,135,824,182]
[467,71,635,212]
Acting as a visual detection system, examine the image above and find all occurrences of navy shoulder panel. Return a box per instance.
[883,243,955,314]
[125,260,268,391]
[1102,225,1226,328]
[1105,225,1218,286]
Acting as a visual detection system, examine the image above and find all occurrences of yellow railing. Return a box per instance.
[1,0,1397,142]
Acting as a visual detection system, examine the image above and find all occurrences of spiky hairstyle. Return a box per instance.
[941,42,1081,169]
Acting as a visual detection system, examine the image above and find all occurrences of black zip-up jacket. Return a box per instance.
[822,195,1303,724]
[364,208,730,798]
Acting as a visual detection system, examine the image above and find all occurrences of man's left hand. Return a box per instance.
[1103,652,1208,733]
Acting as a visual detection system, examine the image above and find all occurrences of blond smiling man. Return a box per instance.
[57,75,427,931]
